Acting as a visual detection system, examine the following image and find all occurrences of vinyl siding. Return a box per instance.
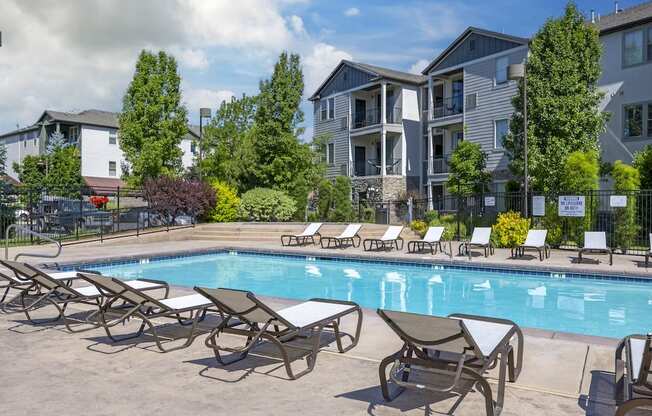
[314,94,350,178]
[319,66,375,98]
[463,49,526,174]
[432,34,523,73]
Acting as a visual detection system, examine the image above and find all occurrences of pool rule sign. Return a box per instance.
[558,196,585,217]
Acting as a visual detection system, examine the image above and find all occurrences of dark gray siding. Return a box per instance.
[320,66,375,98]
[314,94,350,178]
[432,34,523,73]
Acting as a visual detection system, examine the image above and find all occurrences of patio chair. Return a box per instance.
[459,227,494,259]
[194,287,363,379]
[407,226,445,255]
[646,234,651,267]
[512,229,550,261]
[280,223,322,246]
[0,261,168,332]
[615,334,652,416]
[320,224,362,249]
[0,267,81,304]
[578,231,613,266]
[377,309,524,416]
[363,225,404,251]
[78,273,213,352]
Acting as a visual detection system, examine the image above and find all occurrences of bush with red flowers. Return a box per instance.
[89,195,109,209]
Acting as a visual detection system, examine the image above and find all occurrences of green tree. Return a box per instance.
[200,94,257,191]
[317,179,334,220]
[45,147,83,197]
[504,2,608,192]
[206,180,240,222]
[329,176,353,222]
[119,50,188,185]
[560,151,600,245]
[0,143,7,177]
[612,161,640,251]
[446,141,491,197]
[14,155,46,190]
[47,130,67,154]
[633,145,652,190]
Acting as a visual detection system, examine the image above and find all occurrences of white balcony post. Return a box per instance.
[427,127,433,175]
[381,82,387,125]
[401,132,407,176]
[427,180,433,210]
[427,76,433,121]
[381,129,387,177]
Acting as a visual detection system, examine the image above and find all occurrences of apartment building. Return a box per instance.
[310,27,528,205]
[0,109,199,188]
[594,1,652,163]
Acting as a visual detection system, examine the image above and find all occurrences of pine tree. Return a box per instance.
[504,2,608,192]
[119,50,188,185]
[47,131,67,154]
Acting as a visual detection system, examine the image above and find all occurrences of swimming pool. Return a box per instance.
[84,251,652,339]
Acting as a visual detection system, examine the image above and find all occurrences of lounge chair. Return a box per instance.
[194,287,362,379]
[78,272,215,352]
[512,229,550,261]
[0,261,168,332]
[615,334,652,416]
[281,223,322,246]
[320,224,362,249]
[407,226,445,255]
[459,227,494,259]
[578,231,612,266]
[377,309,523,416]
[363,225,404,251]
[646,234,651,267]
[0,267,80,304]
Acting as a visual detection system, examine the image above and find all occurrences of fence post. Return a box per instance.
[116,186,120,233]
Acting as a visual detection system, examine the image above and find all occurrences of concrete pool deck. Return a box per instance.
[1,233,652,415]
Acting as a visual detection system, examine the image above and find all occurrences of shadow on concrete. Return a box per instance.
[578,370,617,416]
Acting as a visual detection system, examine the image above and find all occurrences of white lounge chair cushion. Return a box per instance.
[380,226,403,241]
[629,337,648,381]
[584,232,608,250]
[422,227,445,243]
[297,223,322,237]
[1,269,80,283]
[523,230,547,247]
[458,318,514,357]
[159,293,211,310]
[276,301,354,329]
[470,228,492,245]
[337,224,362,239]
[75,279,165,297]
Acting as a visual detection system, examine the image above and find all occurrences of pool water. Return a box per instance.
[89,251,652,338]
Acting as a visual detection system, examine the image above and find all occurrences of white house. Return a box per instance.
[0,109,200,188]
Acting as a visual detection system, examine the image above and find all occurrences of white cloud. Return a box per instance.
[184,88,236,117]
[177,49,210,70]
[289,15,306,35]
[408,59,430,75]
[344,7,360,17]
[302,43,353,97]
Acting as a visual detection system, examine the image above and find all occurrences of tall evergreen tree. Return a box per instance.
[119,50,188,185]
[504,2,608,192]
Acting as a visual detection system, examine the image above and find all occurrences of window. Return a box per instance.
[320,100,327,121]
[109,131,117,145]
[421,87,429,111]
[624,30,644,66]
[109,161,117,177]
[624,104,643,137]
[465,93,477,110]
[495,56,509,85]
[328,97,335,119]
[69,126,79,142]
[190,141,197,155]
[648,104,652,135]
[327,143,335,165]
[648,28,652,61]
[494,119,509,149]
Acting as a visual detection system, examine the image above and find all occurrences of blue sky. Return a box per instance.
[0,0,630,140]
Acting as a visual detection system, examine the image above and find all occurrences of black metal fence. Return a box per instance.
[0,185,194,247]
[352,190,652,255]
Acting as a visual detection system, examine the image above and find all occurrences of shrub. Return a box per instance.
[560,151,600,245]
[143,177,216,224]
[329,176,353,222]
[238,188,296,222]
[612,161,640,252]
[428,213,465,240]
[317,179,334,220]
[409,220,428,237]
[491,211,530,248]
[424,210,439,224]
[634,145,652,190]
[360,206,375,223]
[541,202,563,247]
[206,180,240,222]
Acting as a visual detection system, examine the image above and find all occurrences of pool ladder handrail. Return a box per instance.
[5,224,62,261]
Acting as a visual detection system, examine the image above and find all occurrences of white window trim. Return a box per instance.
[494,56,509,86]
[623,28,646,68]
[328,97,335,120]
[320,100,328,121]
[108,161,117,176]
[494,118,509,150]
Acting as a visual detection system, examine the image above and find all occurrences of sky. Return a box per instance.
[0,0,633,141]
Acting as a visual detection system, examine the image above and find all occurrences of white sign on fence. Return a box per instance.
[484,196,496,207]
[610,195,627,208]
[532,196,545,216]
[558,195,585,217]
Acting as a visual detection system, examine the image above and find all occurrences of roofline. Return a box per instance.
[308,60,378,101]
[598,16,652,35]
[421,26,529,75]
[0,125,40,139]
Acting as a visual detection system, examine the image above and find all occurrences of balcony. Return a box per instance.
[352,158,402,177]
[432,95,463,119]
[422,154,451,176]
[353,107,402,129]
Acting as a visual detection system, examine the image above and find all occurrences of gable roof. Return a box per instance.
[421,27,529,75]
[38,109,120,129]
[594,1,652,35]
[309,60,427,101]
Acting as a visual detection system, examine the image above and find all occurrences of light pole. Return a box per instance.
[198,107,211,179]
[508,63,528,218]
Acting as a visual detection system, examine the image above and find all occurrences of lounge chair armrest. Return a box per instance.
[76,268,102,275]
[308,298,361,309]
[137,278,170,287]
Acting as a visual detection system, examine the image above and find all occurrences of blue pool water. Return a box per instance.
[88,251,652,338]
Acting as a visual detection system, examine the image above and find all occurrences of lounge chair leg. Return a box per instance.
[379,350,406,401]
[615,398,652,416]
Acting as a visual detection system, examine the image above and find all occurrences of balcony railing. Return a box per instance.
[353,107,402,129]
[432,95,463,119]
[422,154,451,176]
[351,158,402,176]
